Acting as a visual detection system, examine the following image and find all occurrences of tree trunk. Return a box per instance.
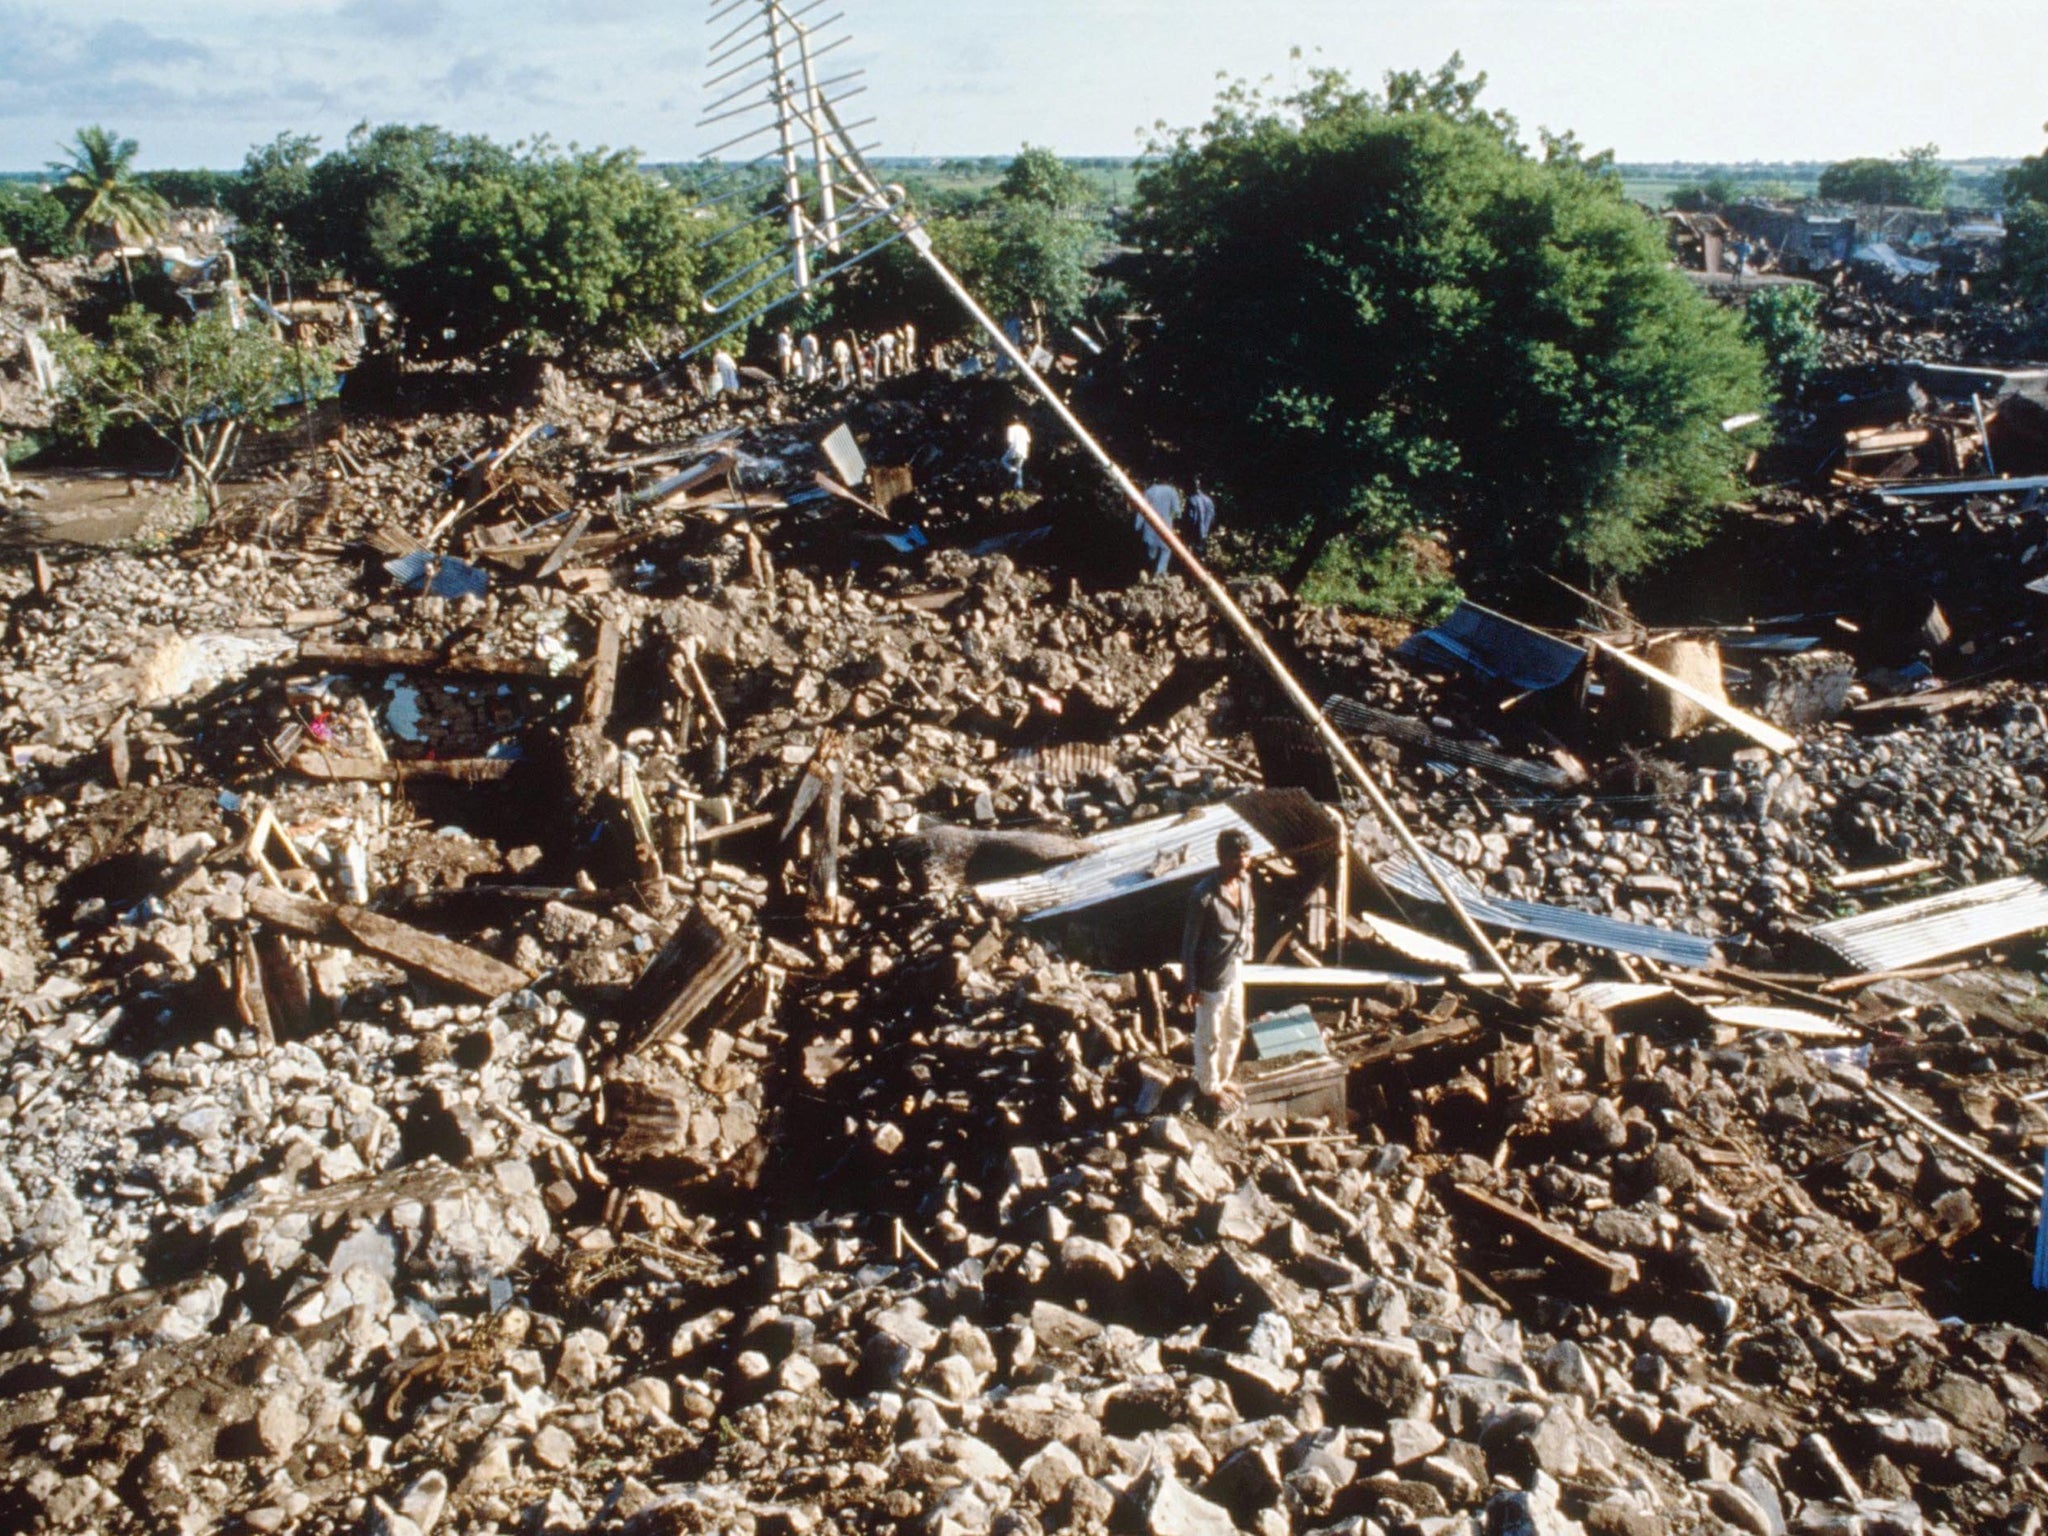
[1282,503,1351,592]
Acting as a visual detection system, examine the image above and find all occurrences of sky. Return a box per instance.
[0,0,2042,172]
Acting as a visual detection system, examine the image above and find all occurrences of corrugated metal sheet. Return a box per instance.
[972,789,1332,921]
[1325,695,1580,791]
[1806,877,2048,972]
[1378,854,1719,968]
[1397,603,1585,692]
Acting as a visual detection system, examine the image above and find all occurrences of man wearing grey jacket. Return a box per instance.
[1181,829,1254,1114]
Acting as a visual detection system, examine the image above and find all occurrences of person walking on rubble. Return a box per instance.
[900,322,917,372]
[776,327,796,381]
[1182,828,1254,1119]
[1001,421,1032,489]
[800,332,822,384]
[876,330,898,379]
[831,337,853,389]
[1140,482,1182,576]
[1186,480,1217,553]
[711,349,741,396]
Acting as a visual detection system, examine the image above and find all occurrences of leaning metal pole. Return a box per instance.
[693,10,1518,984]
[821,144,1519,981]
[912,236,1520,983]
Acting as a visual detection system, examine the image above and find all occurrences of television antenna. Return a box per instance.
[676,0,1519,982]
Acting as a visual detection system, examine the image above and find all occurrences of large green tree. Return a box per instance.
[2007,130,2048,309]
[376,142,706,354]
[1128,62,1768,591]
[996,145,1090,212]
[1817,145,1949,208]
[54,308,336,519]
[48,127,170,249]
[0,182,74,258]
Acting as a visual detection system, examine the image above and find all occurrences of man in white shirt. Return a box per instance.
[1001,422,1032,489]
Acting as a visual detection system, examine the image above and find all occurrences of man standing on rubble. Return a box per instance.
[711,349,741,396]
[800,332,822,384]
[1001,421,1032,489]
[777,327,796,381]
[1186,480,1217,553]
[1140,482,1182,576]
[1182,828,1254,1118]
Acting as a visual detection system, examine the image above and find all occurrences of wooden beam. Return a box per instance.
[246,885,530,999]
[615,906,750,1057]
[1451,1182,1639,1294]
[1591,639,1797,755]
[295,642,582,681]
[288,754,515,785]
[1348,1016,1482,1067]
[581,618,622,730]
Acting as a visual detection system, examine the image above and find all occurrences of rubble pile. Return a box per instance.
[3,293,2048,1536]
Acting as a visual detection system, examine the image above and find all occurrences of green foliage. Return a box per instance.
[48,126,170,247]
[1129,61,1768,591]
[1670,174,1738,211]
[53,307,335,518]
[228,132,322,282]
[996,145,1090,211]
[1744,284,1824,398]
[1818,145,1949,208]
[139,169,239,209]
[2005,129,2048,308]
[2007,199,2048,308]
[376,143,706,354]
[0,182,75,257]
[1296,535,1463,622]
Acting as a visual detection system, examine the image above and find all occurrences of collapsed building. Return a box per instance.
[3,242,2048,1536]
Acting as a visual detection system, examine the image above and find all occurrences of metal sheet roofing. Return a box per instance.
[1397,603,1586,692]
[1378,854,1719,969]
[972,789,1333,921]
[1806,877,2048,972]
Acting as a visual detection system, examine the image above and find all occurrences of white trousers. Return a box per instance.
[1193,976,1246,1095]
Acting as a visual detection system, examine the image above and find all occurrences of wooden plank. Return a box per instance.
[535,508,594,580]
[1592,639,1797,755]
[1347,1016,1482,1067]
[1829,858,1942,892]
[617,906,750,1056]
[1450,1182,1639,1294]
[288,754,515,785]
[296,642,581,680]
[246,885,530,999]
[580,618,622,730]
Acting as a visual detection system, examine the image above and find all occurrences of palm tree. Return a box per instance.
[48,126,169,294]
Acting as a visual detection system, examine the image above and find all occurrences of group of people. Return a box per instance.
[994,423,1222,566]
[776,322,921,390]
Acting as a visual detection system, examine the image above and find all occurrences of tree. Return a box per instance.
[0,182,74,258]
[53,308,336,519]
[996,146,1090,212]
[227,132,322,283]
[140,169,240,210]
[2003,127,2048,307]
[375,143,706,354]
[1818,146,1949,208]
[1129,62,1768,596]
[1744,284,1824,398]
[48,127,170,249]
[1670,174,1738,212]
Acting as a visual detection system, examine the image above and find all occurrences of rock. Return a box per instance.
[1699,1479,1775,1536]
[530,1423,578,1469]
[1389,1417,1447,1468]
[1121,1466,1237,1536]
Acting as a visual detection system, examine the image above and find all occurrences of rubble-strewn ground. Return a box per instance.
[5,276,2048,1536]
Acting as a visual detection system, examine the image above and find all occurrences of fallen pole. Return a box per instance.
[881,194,1519,984]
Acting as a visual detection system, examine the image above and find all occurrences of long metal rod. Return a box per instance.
[789,98,1516,978]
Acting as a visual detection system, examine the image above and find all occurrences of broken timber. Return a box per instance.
[1591,639,1797,755]
[615,906,750,1058]
[288,754,515,785]
[1324,696,1582,792]
[1450,1181,1639,1294]
[246,885,530,999]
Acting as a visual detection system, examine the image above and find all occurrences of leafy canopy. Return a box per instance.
[997,145,1091,212]
[48,126,169,247]
[1817,146,1949,209]
[54,307,335,517]
[2007,126,2048,309]
[1128,58,1768,592]
[0,182,74,258]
